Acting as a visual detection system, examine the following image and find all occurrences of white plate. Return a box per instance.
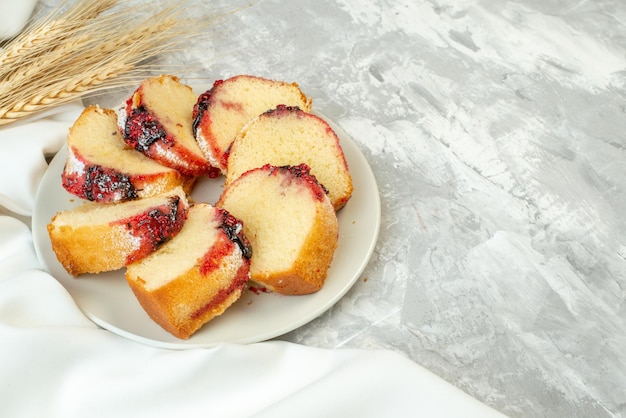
[32,110,380,349]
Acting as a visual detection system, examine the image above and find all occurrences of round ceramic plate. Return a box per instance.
[32,110,380,349]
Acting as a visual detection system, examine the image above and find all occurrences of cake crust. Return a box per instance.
[251,204,338,295]
[128,260,249,339]
[48,221,134,276]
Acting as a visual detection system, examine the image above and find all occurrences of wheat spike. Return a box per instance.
[0,0,235,126]
[0,0,118,74]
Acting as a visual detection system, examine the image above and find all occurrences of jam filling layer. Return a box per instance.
[123,105,170,154]
[122,100,219,178]
[63,164,137,202]
[266,163,328,201]
[113,196,188,264]
[62,149,138,202]
[191,88,216,137]
[190,262,250,320]
[199,210,252,276]
[218,209,252,260]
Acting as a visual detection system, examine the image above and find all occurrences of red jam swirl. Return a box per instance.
[190,262,250,320]
[264,104,301,116]
[192,89,214,137]
[123,100,219,178]
[192,79,225,137]
[266,163,328,201]
[199,235,236,276]
[62,148,137,202]
[248,285,270,295]
[114,196,188,264]
[218,209,252,260]
[122,105,170,154]
[199,209,252,275]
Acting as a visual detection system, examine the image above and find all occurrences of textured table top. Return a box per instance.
[41,0,626,416]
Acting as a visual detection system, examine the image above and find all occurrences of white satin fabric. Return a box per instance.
[0,106,504,417]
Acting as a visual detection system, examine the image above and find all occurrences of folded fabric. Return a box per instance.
[0,107,505,417]
[0,226,501,417]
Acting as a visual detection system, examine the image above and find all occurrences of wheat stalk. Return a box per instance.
[0,0,234,126]
[0,0,118,77]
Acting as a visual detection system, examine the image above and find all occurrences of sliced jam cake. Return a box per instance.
[47,187,189,276]
[192,75,312,174]
[126,203,252,339]
[217,164,338,295]
[62,105,193,203]
[225,105,353,211]
[117,75,219,178]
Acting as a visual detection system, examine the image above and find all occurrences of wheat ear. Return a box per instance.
[0,0,119,76]
[0,0,232,126]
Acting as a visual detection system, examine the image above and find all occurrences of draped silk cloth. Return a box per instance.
[0,105,503,418]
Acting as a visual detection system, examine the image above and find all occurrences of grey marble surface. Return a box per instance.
[41,0,626,416]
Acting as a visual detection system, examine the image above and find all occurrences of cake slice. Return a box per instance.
[126,203,252,339]
[62,105,194,203]
[117,74,219,177]
[47,186,189,276]
[192,75,312,174]
[225,105,353,210]
[217,164,338,295]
